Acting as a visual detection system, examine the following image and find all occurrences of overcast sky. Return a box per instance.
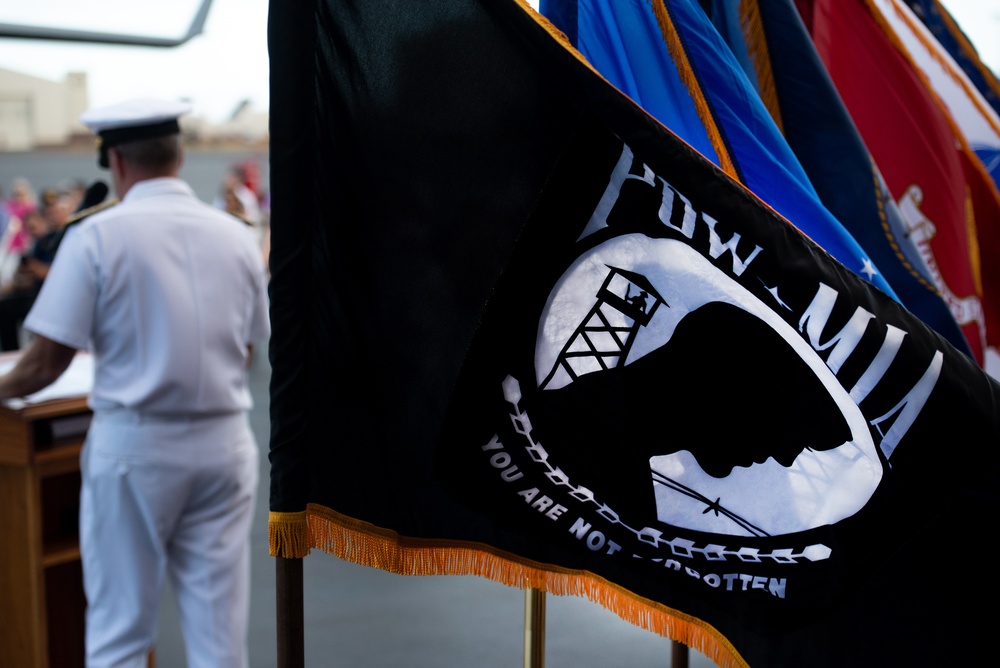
[0,0,269,122]
[0,0,996,123]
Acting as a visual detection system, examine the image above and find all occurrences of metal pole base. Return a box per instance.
[671,640,689,668]
[524,588,546,668]
[277,556,305,668]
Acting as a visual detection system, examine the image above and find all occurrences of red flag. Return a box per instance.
[963,149,1000,368]
[798,0,989,363]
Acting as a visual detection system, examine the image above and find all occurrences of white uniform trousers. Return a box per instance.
[80,410,258,668]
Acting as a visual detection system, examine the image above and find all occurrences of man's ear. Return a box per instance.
[107,147,121,174]
[107,148,128,199]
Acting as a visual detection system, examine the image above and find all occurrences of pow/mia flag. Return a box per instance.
[267,0,1000,665]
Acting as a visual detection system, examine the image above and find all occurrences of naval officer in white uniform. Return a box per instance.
[0,98,270,668]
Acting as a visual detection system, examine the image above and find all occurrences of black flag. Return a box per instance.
[267,1,1000,665]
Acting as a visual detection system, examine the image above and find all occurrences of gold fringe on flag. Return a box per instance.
[738,0,785,133]
[965,186,984,297]
[268,510,311,558]
[869,158,941,294]
[649,0,740,180]
[269,504,750,668]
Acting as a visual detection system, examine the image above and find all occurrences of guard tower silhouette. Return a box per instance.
[541,266,665,390]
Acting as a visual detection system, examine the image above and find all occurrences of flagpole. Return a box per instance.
[276,556,305,668]
[524,588,546,668]
[671,641,689,668]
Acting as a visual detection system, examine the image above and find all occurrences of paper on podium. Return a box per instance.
[0,352,94,410]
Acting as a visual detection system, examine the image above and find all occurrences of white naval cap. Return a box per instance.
[80,98,192,168]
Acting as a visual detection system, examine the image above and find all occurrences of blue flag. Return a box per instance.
[539,0,899,300]
[702,0,972,356]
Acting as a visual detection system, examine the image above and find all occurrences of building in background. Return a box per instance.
[0,67,269,151]
[184,99,269,148]
[0,67,89,151]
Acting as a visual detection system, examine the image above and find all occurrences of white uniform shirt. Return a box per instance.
[25,177,270,415]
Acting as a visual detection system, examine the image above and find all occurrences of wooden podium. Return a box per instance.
[0,354,92,668]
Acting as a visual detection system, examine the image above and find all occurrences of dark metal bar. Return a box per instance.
[276,556,305,668]
[0,0,213,46]
[671,640,689,668]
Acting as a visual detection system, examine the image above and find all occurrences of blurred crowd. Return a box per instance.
[214,158,271,269]
[0,160,270,352]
